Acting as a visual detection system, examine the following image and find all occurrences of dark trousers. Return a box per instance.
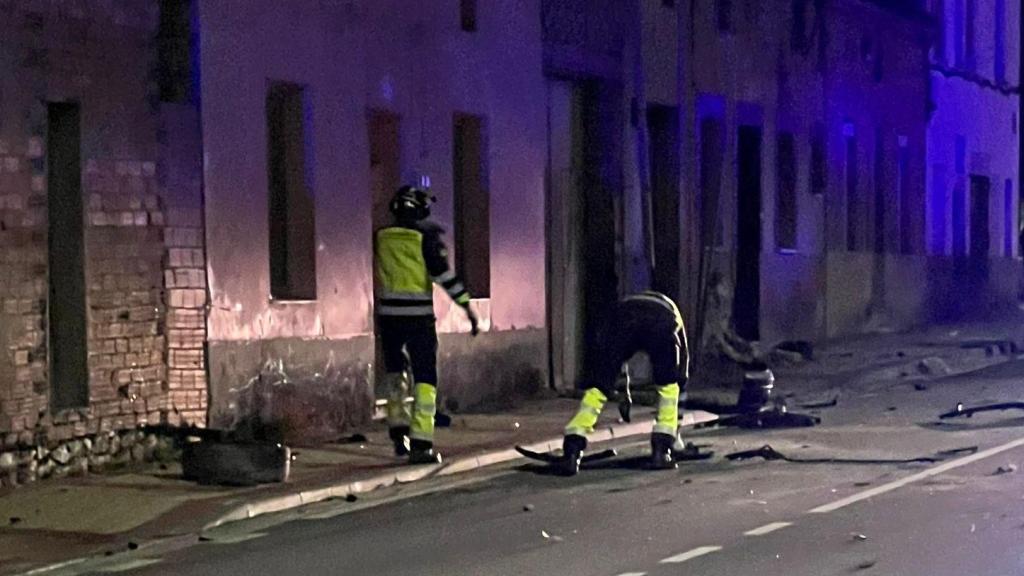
[590,321,682,396]
[378,315,439,385]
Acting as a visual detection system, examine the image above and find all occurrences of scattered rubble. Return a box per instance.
[523,504,534,512]
[916,357,951,377]
[994,464,1017,475]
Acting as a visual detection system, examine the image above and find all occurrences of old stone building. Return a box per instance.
[0,0,205,483]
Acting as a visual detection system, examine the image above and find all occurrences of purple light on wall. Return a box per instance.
[930,163,948,254]
[994,0,1006,83]
[1004,178,1014,256]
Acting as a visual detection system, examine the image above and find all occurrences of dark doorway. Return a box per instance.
[970,175,991,257]
[699,117,725,249]
[647,105,680,301]
[47,102,89,410]
[546,79,620,391]
[734,125,762,341]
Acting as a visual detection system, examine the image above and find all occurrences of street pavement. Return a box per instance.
[53,357,1024,576]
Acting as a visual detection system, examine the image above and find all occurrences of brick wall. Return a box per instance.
[0,1,206,484]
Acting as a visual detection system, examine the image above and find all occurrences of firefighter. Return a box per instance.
[560,290,689,476]
[375,185,479,465]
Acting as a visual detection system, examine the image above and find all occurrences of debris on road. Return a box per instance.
[916,357,951,377]
[541,530,563,542]
[523,504,534,512]
[914,382,929,391]
[725,444,945,465]
[699,408,820,430]
[799,396,839,410]
[856,559,878,570]
[994,464,1017,475]
[852,533,868,542]
[338,434,368,444]
[940,402,1024,420]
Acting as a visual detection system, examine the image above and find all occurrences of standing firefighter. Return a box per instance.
[560,290,689,475]
[375,185,479,464]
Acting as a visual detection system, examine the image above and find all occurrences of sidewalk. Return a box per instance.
[0,398,714,575]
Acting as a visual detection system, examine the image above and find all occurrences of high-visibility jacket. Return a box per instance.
[374,219,471,317]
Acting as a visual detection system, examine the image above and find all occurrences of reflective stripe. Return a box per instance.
[564,388,607,437]
[432,270,457,284]
[384,372,411,427]
[624,292,683,329]
[379,292,433,302]
[455,293,471,306]
[445,282,466,297]
[410,383,437,442]
[377,305,436,316]
[654,383,680,436]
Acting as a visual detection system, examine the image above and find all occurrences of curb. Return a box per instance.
[203,409,719,531]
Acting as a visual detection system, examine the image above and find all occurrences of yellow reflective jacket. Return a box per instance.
[374,220,471,317]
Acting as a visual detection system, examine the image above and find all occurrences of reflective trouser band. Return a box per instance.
[377,304,436,316]
[410,382,437,442]
[564,388,607,437]
[384,372,411,427]
[653,383,680,436]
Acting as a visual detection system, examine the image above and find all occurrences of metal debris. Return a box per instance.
[799,396,839,410]
[941,402,1024,419]
[726,444,947,465]
[523,504,534,512]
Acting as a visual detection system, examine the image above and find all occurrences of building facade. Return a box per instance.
[925,0,1021,319]
[1,0,1020,484]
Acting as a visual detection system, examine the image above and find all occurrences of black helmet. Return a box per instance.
[389,185,436,221]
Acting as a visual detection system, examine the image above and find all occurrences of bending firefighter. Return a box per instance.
[375,185,479,465]
[560,291,689,475]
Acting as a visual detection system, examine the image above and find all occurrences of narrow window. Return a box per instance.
[158,0,193,103]
[453,114,490,298]
[898,137,913,254]
[267,82,317,300]
[48,102,89,410]
[775,132,798,250]
[716,0,733,33]
[460,0,477,32]
[1004,179,1014,257]
[994,0,1006,83]
[844,128,860,251]
[810,124,827,196]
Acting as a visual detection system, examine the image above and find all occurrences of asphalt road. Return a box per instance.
[75,360,1024,576]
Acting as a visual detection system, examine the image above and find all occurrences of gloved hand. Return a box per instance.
[467,310,480,337]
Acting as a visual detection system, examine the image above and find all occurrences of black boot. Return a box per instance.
[409,439,443,465]
[389,426,410,457]
[559,434,587,477]
[650,433,678,470]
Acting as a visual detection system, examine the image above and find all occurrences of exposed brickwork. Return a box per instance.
[0,1,206,484]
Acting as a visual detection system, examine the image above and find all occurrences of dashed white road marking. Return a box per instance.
[659,545,723,564]
[744,521,793,536]
[809,435,1024,514]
